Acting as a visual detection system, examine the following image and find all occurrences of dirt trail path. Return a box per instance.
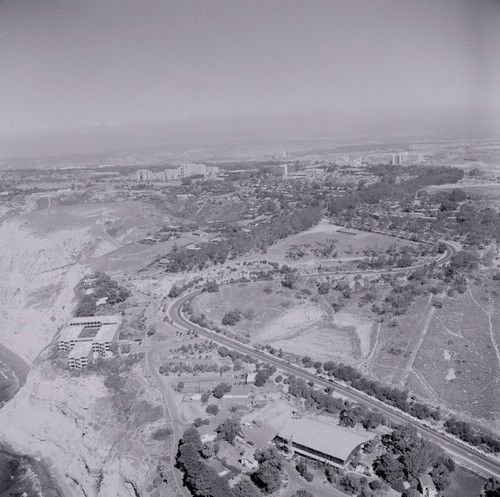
[468,287,500,370]
[396,296,435,388]
[357,322,380,373]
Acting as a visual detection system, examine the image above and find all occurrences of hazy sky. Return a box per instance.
[0,0,499,139]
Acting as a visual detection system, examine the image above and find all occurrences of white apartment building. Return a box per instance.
[390,152,424,165]
[58,315,122,369]
[136,164,218,182]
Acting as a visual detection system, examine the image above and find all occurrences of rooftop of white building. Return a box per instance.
[60,315,122,344]
[68,341,93,359]
[277,417,372,462]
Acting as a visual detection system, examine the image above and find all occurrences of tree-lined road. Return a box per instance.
[166,273,500,480]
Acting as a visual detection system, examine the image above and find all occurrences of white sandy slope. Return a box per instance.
[0,220,110,363]
[0,364,156,497]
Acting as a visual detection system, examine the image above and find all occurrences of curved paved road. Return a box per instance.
[166,239,500,480]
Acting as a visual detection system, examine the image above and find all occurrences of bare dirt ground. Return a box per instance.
[191,281,376,364]
[409,289,500,429]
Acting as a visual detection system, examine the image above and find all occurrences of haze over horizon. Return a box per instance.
[1,0,499,158]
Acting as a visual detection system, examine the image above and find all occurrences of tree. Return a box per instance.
[233,478,261,497]
[181,427,202,451]
[200,441,217,459]
[216,418,241,444]
[222,310,241,326]
[176,381,185,392]
[206,281,220,293]
[252,461,282,493]
[282,271,298,289]
[206,404,219,416]
[318,282,330,295]
[213,382,232,399]
[483,478,500,497]
[339,474,362,494]
[291,491,314,497]
[373,453,405,486]
[254,446,282,469]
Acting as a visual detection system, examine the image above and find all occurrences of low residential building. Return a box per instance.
[274,417,373,468]
[418,474,437,497]
[245,372,257,384]
[58,315,122,369]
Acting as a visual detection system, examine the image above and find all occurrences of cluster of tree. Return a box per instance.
[433,188,467,212]
[292,357,442,423]
[213,382,232,399]
[206,281,220,293]
[254,363,277,387]
[176,427,233,497]
[295,460,314,482]
[252,447,283,493]
[164,207,322,272]
[357,244,422,271]
[328,167,463,216]
[373,425,454,491]
[483,478,500,497]
[454,204,500,246]
[74,272,131,316]
[222,310,242,326]
[444,418,500,453]
[293,351,500,455]
[159,362,221,375]
[168,276,204,298]
[287,376,385,431]
[217,346,257,365]
[216,418,242,444]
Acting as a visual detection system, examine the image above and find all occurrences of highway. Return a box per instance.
[165,239,500,480]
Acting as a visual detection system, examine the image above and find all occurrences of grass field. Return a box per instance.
[260,220,417,263]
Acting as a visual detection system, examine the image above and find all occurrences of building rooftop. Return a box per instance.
[277,417,372,462]
[68,341,93,359]
[60,315,122,344]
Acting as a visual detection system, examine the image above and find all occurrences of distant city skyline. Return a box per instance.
[1,0,499,157]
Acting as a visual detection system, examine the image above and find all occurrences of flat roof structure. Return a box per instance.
[68,341,93,359]
[59,315,122,368]
[59,315,122,344]
[276,417,372,466]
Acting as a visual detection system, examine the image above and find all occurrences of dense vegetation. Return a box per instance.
[282,351,500,453]
[176,427,233,497]
[373,425,454,491]
[328,166,464,216]
[164,207,322,272]
[74,272,130,316]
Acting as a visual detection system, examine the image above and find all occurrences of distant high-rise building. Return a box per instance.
[135,164,219,182]
[136,169,153,181]
[179,163,206,177]
[390,152,424,165]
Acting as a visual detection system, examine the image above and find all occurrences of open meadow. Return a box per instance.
[261,220,418,264]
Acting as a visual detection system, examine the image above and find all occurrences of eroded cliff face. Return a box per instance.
[0,219,104,363]
[0,201,171,497]
[0,361,167,497]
